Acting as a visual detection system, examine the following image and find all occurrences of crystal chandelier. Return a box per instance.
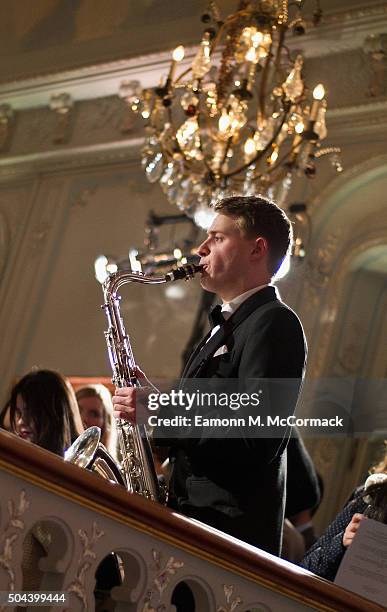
[127,0,342,229]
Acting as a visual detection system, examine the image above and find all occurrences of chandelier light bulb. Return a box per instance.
[310,83,326,121]
[268,147,279,165]
[313,83,325,100]
[168,45,185,82]
[219,112,231,132]
[244,137,256,156]
[295,121,304,134]
[245,46,257,62]
[172,45,185,62]
[251,31,263,47]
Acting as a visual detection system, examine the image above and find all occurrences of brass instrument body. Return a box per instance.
[64,426,126,487]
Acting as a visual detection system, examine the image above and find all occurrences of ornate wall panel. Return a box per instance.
[292,158,387,531]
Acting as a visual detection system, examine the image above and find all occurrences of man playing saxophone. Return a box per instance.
[113,195,307,556]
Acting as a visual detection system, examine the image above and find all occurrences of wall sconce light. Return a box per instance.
[50,93,74,144]
[0,104,14,151]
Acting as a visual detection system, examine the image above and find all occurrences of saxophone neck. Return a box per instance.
[103,271,166,300]
[103,263,203,299]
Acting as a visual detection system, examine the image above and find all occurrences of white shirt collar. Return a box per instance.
[221,284,272,319]
[206,284,274,345]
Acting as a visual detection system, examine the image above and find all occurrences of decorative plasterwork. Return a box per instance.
[304,229,387,380]
[0,490,29,598]
[308,152,387,216]
[292,2,387,58]
[64,522,104,610]
[141,548,184,611]
[217,583,243,612]
[0,97,386,182]
[0,3,386,112]
[0,139,144,180]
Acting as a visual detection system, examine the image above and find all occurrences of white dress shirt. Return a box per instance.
[207,284,271,355]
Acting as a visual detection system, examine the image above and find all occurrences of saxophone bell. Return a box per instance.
[64,426,126,488]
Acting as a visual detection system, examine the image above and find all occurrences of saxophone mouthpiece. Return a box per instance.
[165,263,203,282]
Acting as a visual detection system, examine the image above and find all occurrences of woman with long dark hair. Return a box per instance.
[7,369,119,608]
[9,369,83,456]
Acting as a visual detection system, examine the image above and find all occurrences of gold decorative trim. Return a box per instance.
[0,458,340,611]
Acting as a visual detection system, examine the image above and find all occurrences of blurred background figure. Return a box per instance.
[301,445,387,581]
[281,430,322,563]
[9,368,83,456]
[75,384,117,458]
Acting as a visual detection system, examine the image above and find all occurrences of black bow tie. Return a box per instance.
[208,304,225,328]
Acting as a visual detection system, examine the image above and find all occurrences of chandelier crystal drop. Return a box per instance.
[129,0,342,229]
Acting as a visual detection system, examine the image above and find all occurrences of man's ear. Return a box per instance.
[251,236,268,259]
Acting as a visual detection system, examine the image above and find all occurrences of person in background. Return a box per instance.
[76,384,117,457]
[282,430,322,562]
[8,370,120,609]
[10,369,83,455]
[7,369,84,599]
[301,447,387,581]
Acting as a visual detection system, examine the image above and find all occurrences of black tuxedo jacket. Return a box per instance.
[158,286,307,555]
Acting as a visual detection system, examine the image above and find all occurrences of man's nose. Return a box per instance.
[197,238,210,257]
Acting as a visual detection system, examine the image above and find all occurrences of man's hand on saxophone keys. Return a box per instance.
[112,387,137,423]
[112,366,159,425]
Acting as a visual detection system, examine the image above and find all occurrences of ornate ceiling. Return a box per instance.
[0,1,384,85]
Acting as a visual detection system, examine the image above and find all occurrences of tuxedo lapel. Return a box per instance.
[181,329,213,379]
[184,286,281,378]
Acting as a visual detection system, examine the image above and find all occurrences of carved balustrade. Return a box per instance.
[0,431,382,612]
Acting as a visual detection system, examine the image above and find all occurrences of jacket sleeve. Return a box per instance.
[300,495,367,581]
[238,305,306,380]
[285,428,321,517]
[235,307,306,460]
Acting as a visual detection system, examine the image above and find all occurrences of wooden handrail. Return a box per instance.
[68,376,114,392]
[0,430,383,612]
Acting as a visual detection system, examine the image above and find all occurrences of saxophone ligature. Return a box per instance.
[65,263,202,502]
